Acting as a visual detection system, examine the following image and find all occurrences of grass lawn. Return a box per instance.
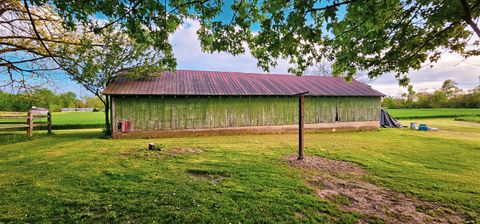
[1,118,479,223]
[50,112,105,129]
[387,108,480,119]
[455,115,480,123]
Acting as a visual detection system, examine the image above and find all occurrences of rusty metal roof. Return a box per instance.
[103,70,384,97]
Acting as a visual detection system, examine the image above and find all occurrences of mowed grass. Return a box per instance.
[1,118,479,222]
[455,115,480,123]
[50,112,104,129]
[387,108,480,119]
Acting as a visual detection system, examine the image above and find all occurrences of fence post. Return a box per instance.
[47,112,52,134]
[27,111,33,137]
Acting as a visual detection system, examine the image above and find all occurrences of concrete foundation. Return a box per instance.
[112,120,380,139]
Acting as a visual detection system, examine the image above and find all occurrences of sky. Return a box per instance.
[51,19,480,97]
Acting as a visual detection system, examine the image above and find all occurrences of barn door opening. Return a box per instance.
[335,98,339,122]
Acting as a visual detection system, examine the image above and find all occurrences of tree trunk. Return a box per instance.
[104,95,111,136]
[467,20,480,38]
[460,0,480,38]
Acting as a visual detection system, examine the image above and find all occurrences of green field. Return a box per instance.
[1,118,479,223]
[50,112,105,129]
[455,115,480,123]
[387,108,480,119]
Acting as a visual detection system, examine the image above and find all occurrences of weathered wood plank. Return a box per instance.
[0,125,30,130]
[0,116,28,119]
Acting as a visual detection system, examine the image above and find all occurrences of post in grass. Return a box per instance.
[27,111,33,137]
[47,112,52,134]
[295,91,309,160]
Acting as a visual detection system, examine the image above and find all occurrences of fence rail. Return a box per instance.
[0,111,52,136]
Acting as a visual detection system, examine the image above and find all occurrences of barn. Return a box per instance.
[103,70,384,138]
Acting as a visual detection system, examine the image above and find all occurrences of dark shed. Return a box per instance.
[103,70,384,138]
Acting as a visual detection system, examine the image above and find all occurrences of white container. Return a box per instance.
[410,122,417,130]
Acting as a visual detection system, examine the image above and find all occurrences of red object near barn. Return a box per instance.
[118,120,130,133]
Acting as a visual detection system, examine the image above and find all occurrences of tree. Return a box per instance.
[306,59,374,83]
[4,0,480,89]
[381,79,480,109]
[1,0,205,90]
[381,97,402,109]
[0,91,13,111]
[0,0,91,90]
[85,97,105,111]
[0,89,86,111]
[441,79,462,97]
[57,91,77,108]
[5,0,480,86]
[61,26,164,135]
[199,0,480,84]
[27,88,55,109]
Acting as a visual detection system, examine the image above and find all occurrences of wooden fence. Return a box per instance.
[0,111,52,137]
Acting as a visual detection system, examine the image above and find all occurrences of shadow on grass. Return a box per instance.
[0,129,105,145]
[0,133,32,145]
[35,124,105,130]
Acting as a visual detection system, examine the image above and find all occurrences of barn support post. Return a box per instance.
[296,92,309,160]
[110,95,115,137]
[105,95,111,136]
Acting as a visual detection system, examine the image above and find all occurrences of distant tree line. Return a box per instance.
[0,88,104,112]
[382,80,480,109]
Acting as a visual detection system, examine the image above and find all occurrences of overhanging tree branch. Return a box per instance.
[23,0,101,96]
[306,0,355,13]
[0,56,48,66]
[168,0,209,14]
[0,36,103,46]
[0,41,67,59]
[460,0,480,38]
[90,1,142,33]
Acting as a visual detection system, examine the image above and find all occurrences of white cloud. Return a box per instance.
[371,53,480,96]
[171,19,291,74]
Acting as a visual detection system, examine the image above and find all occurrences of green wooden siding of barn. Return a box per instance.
[113,96,380,131]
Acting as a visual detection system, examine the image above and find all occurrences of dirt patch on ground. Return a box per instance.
[286,155,465,223]
[119,147,204,159]
[167,147,204,154]
[186,169,230,185]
